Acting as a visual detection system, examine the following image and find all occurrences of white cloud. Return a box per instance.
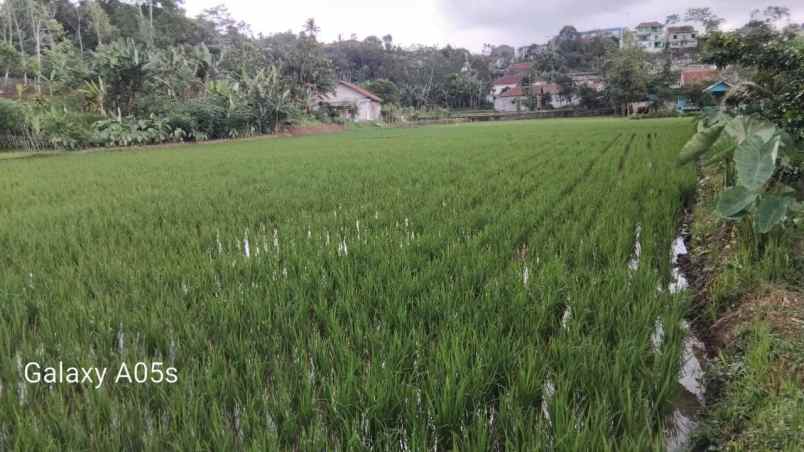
[184,0,448,47]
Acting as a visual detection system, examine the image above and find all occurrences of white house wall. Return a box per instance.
[494,97,523,112]
[319,84,382,122]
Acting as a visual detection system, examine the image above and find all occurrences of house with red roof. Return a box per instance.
[679,67,719,87]
[493,81,577,112]
[490,74,525,99]
[316,81,383,122]
[676,67,731,112]
[494,86,528,112]
[506,63,531,75]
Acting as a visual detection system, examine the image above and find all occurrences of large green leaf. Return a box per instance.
[703,132,737,166]
[715,186,758,218]
[678,124,725,165]
[754,195,794,233]
[724,116,776,145]
[734,135,777,191]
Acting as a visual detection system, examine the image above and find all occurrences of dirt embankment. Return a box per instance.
[284,124,346,137]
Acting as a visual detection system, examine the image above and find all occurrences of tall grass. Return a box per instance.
[0,118,695,450]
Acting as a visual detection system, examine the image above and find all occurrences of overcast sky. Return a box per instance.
[183,1,804,52]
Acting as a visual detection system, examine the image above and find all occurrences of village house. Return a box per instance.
[569,72,606,92]
[316,81,383,122]
[532,81,576,108]
[488,64,531,102]
[494,86,528,112]
[666,26,698,50]
[675,66,730,111]
[489,74,524,103]
[679,66,719,87]
[703,80,732,100]
[493,81,576,112]
[635,22,665,53]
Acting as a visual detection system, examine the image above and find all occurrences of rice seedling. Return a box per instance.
[0,118,696,450]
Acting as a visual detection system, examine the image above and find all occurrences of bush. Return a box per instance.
[92,116,183,147]
[0,99,25,135]
[32,109,99,150]
[1,101,100,150]
[166,100,255,141]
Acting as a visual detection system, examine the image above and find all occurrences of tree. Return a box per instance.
[577,85,607,110]
[277,31,335,103]
[86,0,113,46]
[750,6,791,27]
[91,39,152,114]
[444,72,484,109]
[703,24,804,141]
[603,47,651,114]
[685,7,724,34]
[242,65,295,133]
[556,25,579,42]
[0,39,21,80]
[362,79,399,105]
[303,18,320,39]
[42,39,87,94]
[531,50,565,73]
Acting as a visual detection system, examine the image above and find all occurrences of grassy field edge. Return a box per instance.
[687,163,804,451]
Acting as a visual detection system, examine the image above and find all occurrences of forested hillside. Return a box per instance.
[0,0,500,148]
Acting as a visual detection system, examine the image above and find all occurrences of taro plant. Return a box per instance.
[92,115,183,147]
[679,113,802,233]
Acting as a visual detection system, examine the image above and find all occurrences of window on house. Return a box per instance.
[691,34,696,38]
[673,35,678,39]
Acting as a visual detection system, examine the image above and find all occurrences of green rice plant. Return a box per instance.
[0,118,697,450]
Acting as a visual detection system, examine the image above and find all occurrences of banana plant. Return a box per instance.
[78,78,107,116]
[679,114,802,234]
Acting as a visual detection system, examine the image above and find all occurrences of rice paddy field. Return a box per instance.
[0,118,697,450]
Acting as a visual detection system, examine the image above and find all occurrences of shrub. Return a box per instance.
[166,100,255,141]
[1,101,99,150]
[0,99,25,135]
[32,109,99,150]
[92,116,183,147]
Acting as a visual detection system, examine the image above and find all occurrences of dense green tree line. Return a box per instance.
[0,1,800,150]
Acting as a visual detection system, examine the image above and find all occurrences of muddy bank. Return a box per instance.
[663,213,707,452]
[283,123,346,137]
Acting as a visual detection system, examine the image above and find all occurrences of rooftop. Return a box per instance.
[499,86,526,98]
[667,26,696,33]
[637,21,664,29]
[337,80,382,103]
[680,68,719,87]
[507,63,532,73]
[493,74,525,86]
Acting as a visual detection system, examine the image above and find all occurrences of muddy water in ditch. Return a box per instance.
[631,225,705,451]
[664,235,706,452]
